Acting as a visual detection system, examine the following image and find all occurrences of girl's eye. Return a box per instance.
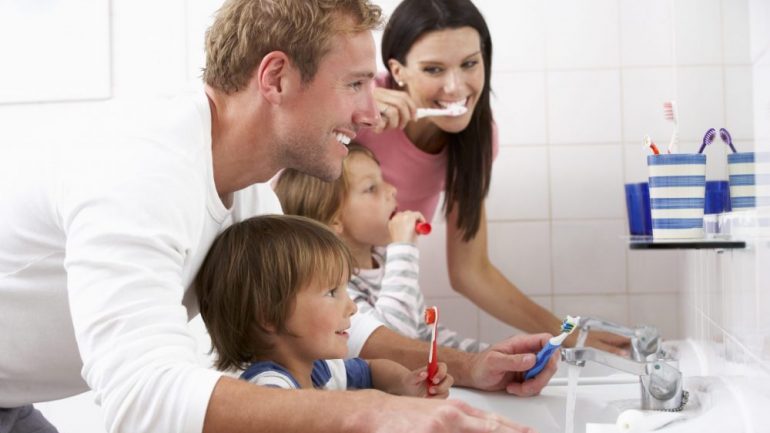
[365,185,376,193]
[422,66,442,75]
[326,288,337,297]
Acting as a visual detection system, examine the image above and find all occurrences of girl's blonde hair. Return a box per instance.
[195,214,353,371]
[274,143,377,224]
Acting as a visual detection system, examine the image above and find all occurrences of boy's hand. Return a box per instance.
[402,362,453,399]
[388,210,426,244]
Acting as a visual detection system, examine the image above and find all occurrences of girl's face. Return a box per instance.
[337,153,397,248]
[390,26,485,133]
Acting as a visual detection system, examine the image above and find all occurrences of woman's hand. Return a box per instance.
[388,210,426,244]
[373,87,417,132]
[402,362,453,399]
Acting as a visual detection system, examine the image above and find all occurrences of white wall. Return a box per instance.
[0,0,759,432]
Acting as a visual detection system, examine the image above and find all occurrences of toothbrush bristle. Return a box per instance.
[425,307,437,324]
[560,315,580,334]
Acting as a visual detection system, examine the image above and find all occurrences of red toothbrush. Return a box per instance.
[424,306,439,389]
[415,221,432,235]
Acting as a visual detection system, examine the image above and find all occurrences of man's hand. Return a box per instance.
[348,391,538,433]
[467,333,558,397]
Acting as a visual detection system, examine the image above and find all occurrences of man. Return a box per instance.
[0,1,555,432]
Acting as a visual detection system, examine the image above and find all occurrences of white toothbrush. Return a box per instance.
[416,104,468,120]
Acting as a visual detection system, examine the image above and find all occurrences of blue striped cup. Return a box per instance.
[727,152,770,209]
[647,154,707,239]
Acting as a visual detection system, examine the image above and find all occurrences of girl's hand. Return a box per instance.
[388,210,426,244]
[373,87,417,132]
[403,362,453,399]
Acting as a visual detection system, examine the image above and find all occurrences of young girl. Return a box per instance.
[275,144,486,352]
[195,214,451,396]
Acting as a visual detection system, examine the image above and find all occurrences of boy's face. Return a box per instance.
[282,275,357,362]
[277,25,379,182]
[337,154,397,247]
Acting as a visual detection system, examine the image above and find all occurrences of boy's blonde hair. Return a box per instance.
[203,0,382,93]
[195,214,353,371]
[274,144,377,224]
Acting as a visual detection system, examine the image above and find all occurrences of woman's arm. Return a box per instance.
[444,203,629,354]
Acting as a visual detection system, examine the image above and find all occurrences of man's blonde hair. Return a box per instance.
[203,0,382,93]
[274,144,377,225]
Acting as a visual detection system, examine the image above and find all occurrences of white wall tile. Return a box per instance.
[675,67,725,142]
[552,294,629,327]
[624,143,649,184]
[722,0,752,65]
[476,0,546,71]
[487,222,551,296]
[550,145,625,219]
[552,220,627,295]
[627,250,682,293]
[488,147,550,220]
[417,222,454,298]
[753,63,770,141]
[545,0,620,69]
[748,0,770,63]
[619,0,675,66]
[547,70,622,144]
[724,66,755,142]
[423,295,480,342]
[112,0,188,96]
[628,293,681,339]
[479,296,552,343]
[491,72,548,146]
[621,68,677,144]
[673,0,723,66]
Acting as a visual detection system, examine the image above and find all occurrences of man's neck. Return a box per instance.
[205,85,281,200]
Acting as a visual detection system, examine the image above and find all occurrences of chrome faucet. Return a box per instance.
[575,317,661,362]
[561,347,688,411]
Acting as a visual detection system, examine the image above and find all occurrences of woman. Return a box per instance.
[356,0,628,354]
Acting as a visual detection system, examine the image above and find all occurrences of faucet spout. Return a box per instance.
[561,347,647,375]
[576,317,661,361]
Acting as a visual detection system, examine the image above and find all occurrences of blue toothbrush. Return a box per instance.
[524,315,580,381]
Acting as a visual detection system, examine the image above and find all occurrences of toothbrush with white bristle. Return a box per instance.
[524,315,580,381]
[416,104,468,120]
[663,101,679,154]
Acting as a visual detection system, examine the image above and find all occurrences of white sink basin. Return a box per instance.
[450,383,637,433]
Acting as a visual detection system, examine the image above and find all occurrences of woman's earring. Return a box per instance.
[397,81,405,88]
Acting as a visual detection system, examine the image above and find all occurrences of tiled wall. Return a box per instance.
[680,0,770,380]
[371,0,757,345]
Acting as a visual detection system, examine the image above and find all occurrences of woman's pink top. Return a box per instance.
[356,74,499,221]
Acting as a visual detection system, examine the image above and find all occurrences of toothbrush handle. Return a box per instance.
[523,342,558,381]
[426,339,438,385]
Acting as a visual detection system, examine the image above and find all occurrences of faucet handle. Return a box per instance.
[632,325,661,360]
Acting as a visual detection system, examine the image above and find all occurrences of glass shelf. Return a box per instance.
[628,236,746,250]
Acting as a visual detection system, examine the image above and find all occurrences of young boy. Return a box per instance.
[275,144,487,353]
[195,214,451,396]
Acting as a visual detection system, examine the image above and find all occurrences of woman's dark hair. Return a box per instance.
[381,0,493,241]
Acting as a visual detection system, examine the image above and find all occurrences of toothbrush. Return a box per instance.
[415,222,432,235]
[663,101,679,154]
[697,128,717,154]
[416,104,468,120]
[524,315,580,381]
[644,135,660,155]
[424,306,439,388]
[719,128,737,153]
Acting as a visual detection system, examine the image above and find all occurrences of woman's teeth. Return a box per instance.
[436,98,468,109]
[335,133,351,146]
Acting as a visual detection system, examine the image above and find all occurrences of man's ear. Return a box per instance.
[255,51,295,105]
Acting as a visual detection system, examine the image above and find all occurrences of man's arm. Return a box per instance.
[203,376,532,433]
[360,326,559,397]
